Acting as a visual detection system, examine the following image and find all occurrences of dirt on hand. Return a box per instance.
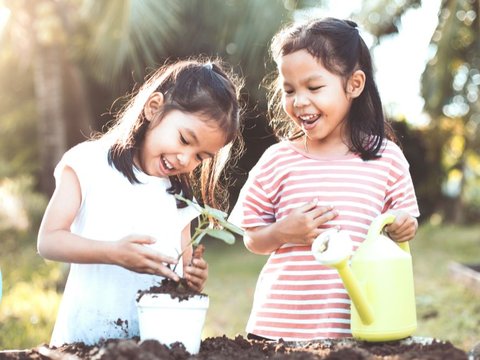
[1,335,471,360]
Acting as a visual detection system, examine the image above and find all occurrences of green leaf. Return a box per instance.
[203,205,228,220]
[205,229,236,245]
[216,219,244,236]
[174,194,195,207]
[174,193,242,244]
[192,231,207,246]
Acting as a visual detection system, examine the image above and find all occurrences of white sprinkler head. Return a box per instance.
[311,229,353,266]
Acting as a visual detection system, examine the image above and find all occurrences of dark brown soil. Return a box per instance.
[137,244,207,302]
[0,335,471,360]
[136,277,205,302]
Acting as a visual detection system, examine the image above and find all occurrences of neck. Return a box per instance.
[304,135,350,157]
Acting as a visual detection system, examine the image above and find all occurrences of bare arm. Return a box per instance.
[244,200,338,255]
[37,165,180,280]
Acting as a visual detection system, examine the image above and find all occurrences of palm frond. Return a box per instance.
[82,0,183,86]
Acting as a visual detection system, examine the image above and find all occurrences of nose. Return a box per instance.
[176,152,198,170]
[176,153,190,167]
[294,92,309,108]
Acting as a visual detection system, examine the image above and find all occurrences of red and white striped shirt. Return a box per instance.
[231,140,419,341]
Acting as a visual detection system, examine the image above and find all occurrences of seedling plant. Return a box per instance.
[173,194,244,271]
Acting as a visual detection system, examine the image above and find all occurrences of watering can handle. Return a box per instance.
[367,213,411,253]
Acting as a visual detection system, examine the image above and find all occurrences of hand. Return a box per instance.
[385,210,418,242]
[112,235,180,281]
[184,257,208,292]
[276,199,338,246]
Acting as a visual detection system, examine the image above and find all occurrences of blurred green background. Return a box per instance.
[0,0,479,352]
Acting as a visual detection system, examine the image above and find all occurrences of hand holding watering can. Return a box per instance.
[312,213,417,342]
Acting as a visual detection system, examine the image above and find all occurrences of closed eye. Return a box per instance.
[180,134,189,145]
[309,86,324,91]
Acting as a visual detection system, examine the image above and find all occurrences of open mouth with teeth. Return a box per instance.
[161,155,175,173]
[298,114,320,130]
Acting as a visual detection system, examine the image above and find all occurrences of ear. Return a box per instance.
[143,92,164,121]
[347,70,366,99]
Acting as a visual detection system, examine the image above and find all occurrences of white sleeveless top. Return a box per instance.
[50,139,198,346]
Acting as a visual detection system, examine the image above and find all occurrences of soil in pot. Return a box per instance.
[137,277,206,302]
[136,277,209,354]
[137,243,208,302]
[0,334,471,359]
[135,245,210,355]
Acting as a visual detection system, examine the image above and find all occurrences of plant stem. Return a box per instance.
[172,218,208,272]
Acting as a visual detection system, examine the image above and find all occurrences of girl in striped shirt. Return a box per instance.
[230,17,419,341]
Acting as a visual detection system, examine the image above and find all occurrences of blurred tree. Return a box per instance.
[358,0,479,223]
[3,0,88,194]
[1,0,295,200]
[345,0,436,221]
[421,0,480,223]
[1,0,182,195]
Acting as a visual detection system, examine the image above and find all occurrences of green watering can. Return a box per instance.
[311,213,417,341]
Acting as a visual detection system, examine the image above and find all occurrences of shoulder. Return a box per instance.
[62,140,109,166]
[378,140,408,161]
[55,139,111,180]
[381,139,403,154]
[376,139,411,172]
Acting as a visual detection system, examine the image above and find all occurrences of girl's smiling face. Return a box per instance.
[279,49,364,153]
[135,93,226,178]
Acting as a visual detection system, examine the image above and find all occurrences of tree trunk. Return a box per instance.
[63,62,95,145]
[33,44,66,196]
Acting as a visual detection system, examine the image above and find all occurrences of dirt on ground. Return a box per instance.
[0,335,472,360]
[2,248,474,360]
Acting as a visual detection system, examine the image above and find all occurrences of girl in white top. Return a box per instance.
[37,58,242,346]
[231,18,419,341]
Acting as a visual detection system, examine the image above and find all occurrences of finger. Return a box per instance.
[130,235,156,245]
[388,226,414,242]
[156,254,179,265]
[313,209,338,226]
[385,217,407,233]
[397,227,416,241]
[153,263,180,281]
[191,258,208,270]
[185,276,204,291]
[185,264,208,280]
[298,199,319,212]
[393,233,413,243]
[309,205,334,217]
[186,278,204,292]
[185,270,206,291]
[144,248,178,265]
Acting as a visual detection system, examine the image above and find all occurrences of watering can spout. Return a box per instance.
[336,259,375,325]
[311,229,375,325]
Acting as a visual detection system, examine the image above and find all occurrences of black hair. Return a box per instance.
[268,17,396,160]
[105,58,243,209]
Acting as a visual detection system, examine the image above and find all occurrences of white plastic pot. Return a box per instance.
[136,293,209,354]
